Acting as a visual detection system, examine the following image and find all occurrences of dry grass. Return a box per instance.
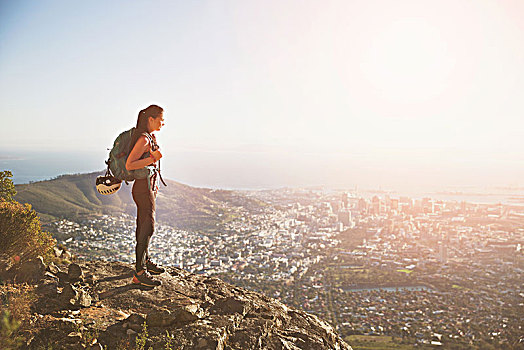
[0,282,36,348]
[116,338,131,350]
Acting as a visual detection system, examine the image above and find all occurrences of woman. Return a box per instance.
[126,104,165,287]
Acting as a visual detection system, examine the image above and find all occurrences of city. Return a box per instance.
[48,189,524,349]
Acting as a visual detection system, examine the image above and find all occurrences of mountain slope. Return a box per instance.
[15,172,265,231]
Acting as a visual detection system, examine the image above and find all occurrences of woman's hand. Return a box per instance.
[151,150,163,161]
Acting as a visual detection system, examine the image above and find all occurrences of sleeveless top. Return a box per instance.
[131,133,159,194]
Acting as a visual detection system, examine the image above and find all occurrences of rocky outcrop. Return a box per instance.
[4,256,47,283]
[19,260,352,349]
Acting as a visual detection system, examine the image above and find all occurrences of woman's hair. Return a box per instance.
[130,104,163,151]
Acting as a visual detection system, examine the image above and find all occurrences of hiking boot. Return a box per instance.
[132,270,161,287]
[146,259,165,275]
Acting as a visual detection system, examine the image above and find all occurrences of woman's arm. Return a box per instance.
[126,135,159,171]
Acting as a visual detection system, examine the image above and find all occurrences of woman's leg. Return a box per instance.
[145,191,157,263]
[132,190,155,272]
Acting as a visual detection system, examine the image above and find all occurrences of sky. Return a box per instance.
[1,0,523,190]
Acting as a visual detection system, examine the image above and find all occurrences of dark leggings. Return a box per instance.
[132,187,156,272]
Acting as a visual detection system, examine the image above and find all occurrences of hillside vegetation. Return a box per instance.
[0,171,55,270]
[0,171,57,348]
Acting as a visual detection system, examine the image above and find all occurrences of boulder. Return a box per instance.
[60,283,92,308]
[84,273,97,285]
[66,332,83,343]
[35,279,59,298]
[125,314,146,332]
[46,261,62,275]
[68,263,84,282]
[53,247,63,258]
[173,304,207,324]
[147,309,176,327]
[15,256,46,283]
[211,296,251,316]
[61,249,73,261]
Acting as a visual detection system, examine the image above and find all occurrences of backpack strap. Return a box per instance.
[158,159,167,187]
[141,132,158,151]
[141,132,167,188]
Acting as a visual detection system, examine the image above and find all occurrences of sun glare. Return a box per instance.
[363,19,455,104]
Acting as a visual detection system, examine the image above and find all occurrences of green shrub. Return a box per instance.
[0,171,16,202]
[164,330,174,350]
[135,321,152,350]
[0,201,55,268]
[0,310,22,349]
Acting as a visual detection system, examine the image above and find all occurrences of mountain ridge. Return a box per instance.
[14,172,266,231]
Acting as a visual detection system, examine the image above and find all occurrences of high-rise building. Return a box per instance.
[338,209,352,226]
[341,192,349,209]
[372,196,381,215]
[422,197,434,214]
[358,198,368,213]
[390,198,399,211]
[439,243,448,263]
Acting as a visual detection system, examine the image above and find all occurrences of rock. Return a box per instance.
[128,323,142,333]
[126,313,146,326]
[15,256,46,283]
[278,337,304,350]
[196,337,208,348]
[125,314,146,333]
[61,249,73,261]
[147,309,176,327]
[89,343,104,350]
[43,271,59,282]
[35,280,58,298]
[68,263,84,282]
[66,331,83,343]
[211,296,251,316]
[60,283,92,308]
[46,261,62,275]
[173,304,206,324]
[25,260,353,350]
[60,284,75,305]
[77,291,93,308]
[53,247,63,258]
[68,344,85,350]
[56,317,82,333]
[179,321,228,350]
[56,270,70,283]
[84,273,97,285]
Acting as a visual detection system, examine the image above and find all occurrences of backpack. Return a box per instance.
[103,127,167,187]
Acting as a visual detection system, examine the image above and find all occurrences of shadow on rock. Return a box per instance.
[97,271,134,283]
[99,283,154,299]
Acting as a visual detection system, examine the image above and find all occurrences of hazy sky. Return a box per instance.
[1,0,523,190]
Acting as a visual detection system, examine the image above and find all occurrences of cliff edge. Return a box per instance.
[14,258,352,349]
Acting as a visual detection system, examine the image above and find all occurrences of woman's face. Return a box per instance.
[148,113,165,132]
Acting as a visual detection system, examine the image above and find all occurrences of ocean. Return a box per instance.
[1,150,105,184]
[2,150,523,205]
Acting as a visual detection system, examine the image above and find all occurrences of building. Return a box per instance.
[338,209,352,226]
